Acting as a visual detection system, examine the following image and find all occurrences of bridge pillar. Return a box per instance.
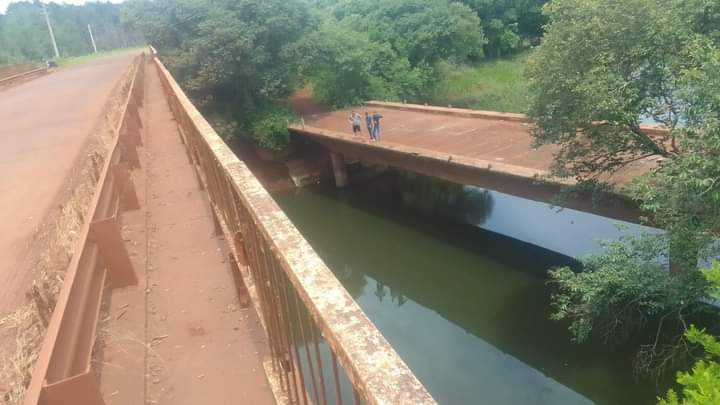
[330,152,348,188]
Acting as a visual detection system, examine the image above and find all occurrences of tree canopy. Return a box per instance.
[527,0,720,374]
[125,0,311,149]
[295,0,486,107]
[459,0,546,57]
[660,262,720,405]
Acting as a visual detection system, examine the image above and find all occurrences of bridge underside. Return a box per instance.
[290,127,643,224]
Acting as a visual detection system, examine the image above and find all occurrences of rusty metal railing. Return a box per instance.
[150,48,436,405]
[23,54,145,405]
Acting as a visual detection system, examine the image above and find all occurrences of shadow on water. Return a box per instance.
[272,172,670,405]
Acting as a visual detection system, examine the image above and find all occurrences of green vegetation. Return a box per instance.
[526,0,720,376]
[293,0,546,110]
[0,1,142,65]
[430,54,528,113]
[56,46,147,67]
[249,111,296,152]
[125,0,311,150]
[294,0,485,107]
[660,262,720,405]
[458,0,545,57]
[122,0,549,147]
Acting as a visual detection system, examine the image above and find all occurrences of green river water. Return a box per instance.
[272,174,669,405]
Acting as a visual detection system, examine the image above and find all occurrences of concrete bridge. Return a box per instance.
[1,51,434,405]
[289,103,665,223]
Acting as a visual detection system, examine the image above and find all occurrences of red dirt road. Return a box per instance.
[0,53,138,315]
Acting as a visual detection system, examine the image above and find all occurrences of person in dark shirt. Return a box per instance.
[365,112,374,140]
[372,111,383,141]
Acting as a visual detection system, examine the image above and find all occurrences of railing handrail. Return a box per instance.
[151,48,437,405]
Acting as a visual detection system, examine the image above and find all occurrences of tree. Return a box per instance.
[459,0,547,57]
[659,263,720,405]
[526,0,695,180]
[528,0,720,373]
[332,0,485,65]
[0,1,141,65]
[125,0,311,145]
[295,0,485,107]
[292,20,433,107]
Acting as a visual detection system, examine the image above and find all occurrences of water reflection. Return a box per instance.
[398,172,495,226]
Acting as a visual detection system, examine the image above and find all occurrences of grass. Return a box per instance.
[430,52,530,113]
[57,46,147,67]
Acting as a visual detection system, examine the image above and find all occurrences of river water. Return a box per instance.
[272,172,667,405]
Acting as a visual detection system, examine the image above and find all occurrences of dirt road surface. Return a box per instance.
[0,53,138,316]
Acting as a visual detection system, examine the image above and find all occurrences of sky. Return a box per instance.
[0,0,125,14]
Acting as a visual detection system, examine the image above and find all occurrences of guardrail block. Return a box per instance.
[112,163,140,211]
[119,133,141,169]
[40,370,105,405]
[89,216,137,289]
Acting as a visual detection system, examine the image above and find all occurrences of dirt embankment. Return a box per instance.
[0,62,137,404]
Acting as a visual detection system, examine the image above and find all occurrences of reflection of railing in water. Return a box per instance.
[150,48,435,405]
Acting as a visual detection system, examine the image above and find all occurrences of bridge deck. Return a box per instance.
[298,103,656,187]
[98,61,274,404]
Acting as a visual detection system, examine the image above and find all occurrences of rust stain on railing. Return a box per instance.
[150,47,436,405]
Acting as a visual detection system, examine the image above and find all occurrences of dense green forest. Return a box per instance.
[0,1,142,65]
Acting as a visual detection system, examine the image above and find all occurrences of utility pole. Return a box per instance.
[87,24,98,53]
[41,2,60,59]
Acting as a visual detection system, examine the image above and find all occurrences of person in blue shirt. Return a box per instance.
[365,112,374,140]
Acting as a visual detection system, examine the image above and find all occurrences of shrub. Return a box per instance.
[249,111,295,152]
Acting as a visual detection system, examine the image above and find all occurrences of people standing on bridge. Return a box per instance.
[372,111,383,141]
[348,110,362,136]
[365,112,375,141]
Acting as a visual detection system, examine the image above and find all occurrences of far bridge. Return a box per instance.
[289,102,665,223]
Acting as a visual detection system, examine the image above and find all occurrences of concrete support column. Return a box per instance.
[330,152,348,188]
